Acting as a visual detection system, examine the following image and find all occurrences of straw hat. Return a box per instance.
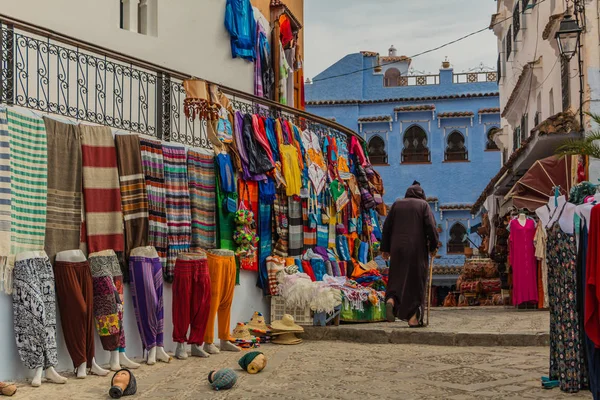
[231,323,256,341]
[247,312,269,332]
[272,332,302,345]
[270,314,304,332]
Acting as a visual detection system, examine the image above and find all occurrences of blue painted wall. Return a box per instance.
[306,53,501,273]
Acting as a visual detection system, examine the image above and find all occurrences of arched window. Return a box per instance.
[368,136,387,165]
[402,125,430,163]
[445,131,468,161]
[384,68,400,87]
[486,128,500,150]
[447,223,468,254]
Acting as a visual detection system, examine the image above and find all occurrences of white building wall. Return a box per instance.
[0,0,271,381]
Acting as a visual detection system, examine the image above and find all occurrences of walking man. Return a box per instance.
[381,181,439,327]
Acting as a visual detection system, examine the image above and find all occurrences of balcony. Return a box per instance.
[0,15,359,149]
[402,149,431,164]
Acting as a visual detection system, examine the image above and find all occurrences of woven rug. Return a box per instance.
[43,117,82,265]
[79,124,124,254]
[140,138,168,268]
[187,149,216,251]
[0,109,10,292]
[162,144,191,283]
[115,134,149,263]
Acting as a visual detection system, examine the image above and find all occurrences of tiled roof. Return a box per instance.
[438,111,474,118]
[478,107,501,114]
[542,14,562,40]
[470,111,580,214]
[358,115,392,123]
[439,204,473,210]
[394,105,435,112]
[380,56,412,63]
[502,59,540,118]
[360,51,379,57]
[306,92,499,106]
[426,196,439,203]
[433,266,463,275]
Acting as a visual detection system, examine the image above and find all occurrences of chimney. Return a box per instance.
[388,45,397,57]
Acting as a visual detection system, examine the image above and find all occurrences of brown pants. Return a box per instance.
[54,261,95,367]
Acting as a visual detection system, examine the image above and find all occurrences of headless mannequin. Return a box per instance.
[576,193,600,231]
[535,195,576,234]
[88,249,140,371]
[129,246,171,365]
[15,251,68,387]
[517,213,528,227]
[55,250,109,378]
[175,252,212,359]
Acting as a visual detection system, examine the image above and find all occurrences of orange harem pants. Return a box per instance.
[204,250,236,343]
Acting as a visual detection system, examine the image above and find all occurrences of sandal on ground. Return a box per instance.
[408,307,424,328]
[0,382,17,396]
[385,301,395,322]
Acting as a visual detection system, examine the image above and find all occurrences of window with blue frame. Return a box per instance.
[402,125,430,163]
[445,131,468,161]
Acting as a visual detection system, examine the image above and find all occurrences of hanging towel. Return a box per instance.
[140,138,168,268]
[188,149,217,250]
[0,109,10,293]
[43,117,82,265]
[79,124,124,255]
[258,189,272,294]
[273,189,289,258]
[288,196,303,257]
[115,134,149,267]
[7,110,47,278]
[215,157,236,252]
[162,144,191,283]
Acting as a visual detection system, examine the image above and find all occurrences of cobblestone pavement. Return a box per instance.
[11,341,592,399]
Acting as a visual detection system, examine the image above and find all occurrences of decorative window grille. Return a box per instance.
[402,125,430,163]
[486,128,500,150]
[513,126,522,151]
[368,136,388,165]
[447,223,469,254]
[445,131,468,161]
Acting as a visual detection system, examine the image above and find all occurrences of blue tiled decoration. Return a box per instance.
[306,53,501,278]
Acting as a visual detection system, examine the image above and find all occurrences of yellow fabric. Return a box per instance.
[285,257,296,267]
[204,252,237,343]
[338,156,350,173]
[280,144,302,196]
[307,148,326,169]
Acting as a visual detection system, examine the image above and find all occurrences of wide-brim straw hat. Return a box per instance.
[272,332,302,345]
[247,311,269,332]
[270,329,303,336]
[231,323,256,341]
[270,314,304,332]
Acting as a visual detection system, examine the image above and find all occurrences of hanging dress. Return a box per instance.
[546,203,588,393]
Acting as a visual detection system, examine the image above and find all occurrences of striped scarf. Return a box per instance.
[80,124,124,254]
[115,134,149,268]
[162,144,191,283]
[187,149,216,250]
[0,109,10,292]
[302,197,316,249]
[7,110,48,288]
[139,138,168,268]
[288,196,303,257]
[273,189,288,258]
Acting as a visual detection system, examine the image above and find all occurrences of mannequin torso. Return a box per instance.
[89,249,116,258]
[130,246,159,259]
[15,250,47,262]
[56,250,87,263]
[535,195,576,234]
[518,213,527,227]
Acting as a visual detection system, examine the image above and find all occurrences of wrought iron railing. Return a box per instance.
[402,149,431,163]
[445,149,469,162]
[0,15,359,150]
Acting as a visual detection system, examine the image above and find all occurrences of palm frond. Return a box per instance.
[555,114,600,158]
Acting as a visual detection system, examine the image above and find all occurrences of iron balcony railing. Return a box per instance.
[401,149,431,163]
[0,14,360,149]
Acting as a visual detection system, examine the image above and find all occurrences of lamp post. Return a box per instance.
[555,13,584,130]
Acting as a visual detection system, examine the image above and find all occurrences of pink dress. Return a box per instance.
[509,218,539,305]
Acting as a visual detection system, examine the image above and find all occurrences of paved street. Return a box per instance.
[11,341,592,399]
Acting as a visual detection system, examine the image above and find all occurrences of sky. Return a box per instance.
[304,0,499,79]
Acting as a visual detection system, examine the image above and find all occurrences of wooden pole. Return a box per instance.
[426,251,437,326]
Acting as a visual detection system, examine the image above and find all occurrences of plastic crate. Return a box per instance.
[270,296,312,326]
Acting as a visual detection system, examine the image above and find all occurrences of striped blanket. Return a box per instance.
[7,110,48,278]
[139,138,168,268]
[288,196,303,257]
[162,144,191,283]
[43,117,82,265]
[187,149,216,251]
[273,189,288,258]
[79,124,125,254]
[115,134,149,267]
[0,109,10,292]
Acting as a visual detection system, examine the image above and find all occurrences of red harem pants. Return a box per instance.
[172,257,211,344]
[54,261,95,368]
[204,250,236,344]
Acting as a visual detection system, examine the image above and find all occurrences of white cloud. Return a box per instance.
[304,0,498,78]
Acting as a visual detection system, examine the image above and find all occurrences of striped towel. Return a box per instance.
[187,149,216,251]
[162,144,191,283]
[273,189,288,258]
[288,196,303,257]
[7,110,48,276]
[80,124,125,255]
[140,138,168,268]
[115,134,149,268]
[43,117,82,265]
[302,197,316,249]
[0,109,10,292]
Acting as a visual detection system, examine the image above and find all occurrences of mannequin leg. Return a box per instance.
[76,362,87,379]
[191,344,210,358]
[175,343,188,360]
[203,343,220,354]
[188,259,211,353]
[203,254,224,347]
[217,255,238,352]
[156,347,171,363]
[147,347,157,365]
[220,340,241,352]
[120,351,140,369]
[45,367,67,384]
[90,358,109,376]
[31,368,43,387]
[110,350,121,371]
[172,260,193,347]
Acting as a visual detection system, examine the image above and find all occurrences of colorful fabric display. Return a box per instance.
[130,256,164,350]
[0,109,9,293]
[187,149,217,250]
[288,196,303,257]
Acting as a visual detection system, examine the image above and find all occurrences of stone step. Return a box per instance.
[301,325,550,347]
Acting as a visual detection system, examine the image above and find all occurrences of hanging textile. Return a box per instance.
[273,189,289,257]
[115,134,149,267]
[224,0,256,61]
[587,204,600,347]
[188,149,217,250]
[280,144,302,196]
[257,181,273,293]
[43,118,82,266]
[508,218,538,306]
[215,157,236,252]
[534,222,549,309]
[79,124,124,255]
[162,144,191,283]
[242,114,274,176]
[238,179,259,271]
[139,138,168,268]
[0,109,10,293]
[288,196,303,257]
[302,196,316,250]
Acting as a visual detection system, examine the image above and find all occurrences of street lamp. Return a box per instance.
[555,15,582,61]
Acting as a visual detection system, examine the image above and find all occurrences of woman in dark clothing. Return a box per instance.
[381,182,439,326]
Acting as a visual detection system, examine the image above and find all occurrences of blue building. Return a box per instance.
[306,47,502,283]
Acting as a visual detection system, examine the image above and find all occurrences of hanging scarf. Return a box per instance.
[0,109,10,293]
[273,188,289,257]
[242,114,273,176]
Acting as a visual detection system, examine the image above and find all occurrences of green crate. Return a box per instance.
[340,300,386,323]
